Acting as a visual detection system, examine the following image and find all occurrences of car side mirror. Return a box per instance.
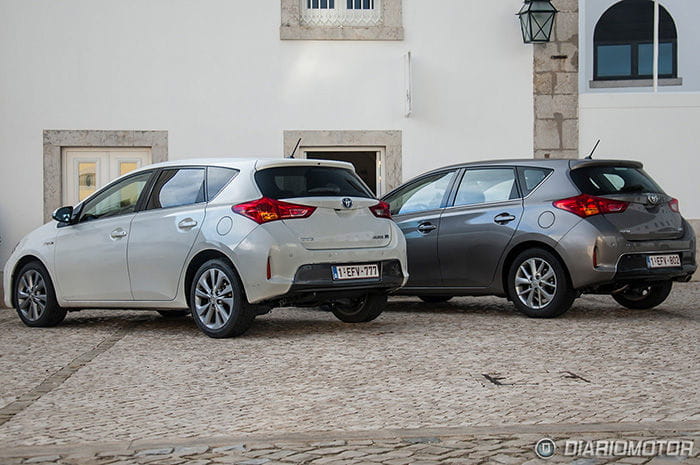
[52,206,74,224]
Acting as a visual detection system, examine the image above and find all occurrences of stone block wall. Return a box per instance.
[533,0,579,159]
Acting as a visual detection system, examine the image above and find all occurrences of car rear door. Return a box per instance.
[438,167,524,288]
[128,167,207,301]
[383,170,458,287]
[569,163,684,240]
[254,165,392,250]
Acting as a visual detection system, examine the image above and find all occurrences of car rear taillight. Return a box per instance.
[369,201,392,219]
[669,198,680,213]
[232,197,316,224]
[553,194,629,218]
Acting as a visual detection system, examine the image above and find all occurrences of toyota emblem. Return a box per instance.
[647,193,660,205]
[342,198,353,209]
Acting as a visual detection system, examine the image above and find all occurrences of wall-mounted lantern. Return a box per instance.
[517,0,557,43]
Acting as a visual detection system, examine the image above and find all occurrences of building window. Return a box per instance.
[283,130,402,194]
[301,0,380,27]
[280,0,402,41]
[594,0,677,81]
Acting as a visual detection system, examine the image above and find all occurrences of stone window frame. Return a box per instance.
[283,130,402,193]
[280,0,403,41]
[43,130,168,222]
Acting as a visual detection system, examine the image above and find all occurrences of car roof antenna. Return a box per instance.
[585,139,600,160]
[289,137,302,159]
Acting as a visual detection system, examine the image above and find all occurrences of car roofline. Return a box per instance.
[126,157,356,174]
[384,158,647,198]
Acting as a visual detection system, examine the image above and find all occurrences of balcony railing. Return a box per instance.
[301,0,382,27]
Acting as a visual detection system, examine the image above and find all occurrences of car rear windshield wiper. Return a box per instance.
[619,184,647,193]
[307,186,342,195]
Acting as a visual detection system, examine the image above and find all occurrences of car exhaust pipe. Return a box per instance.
[611,284,630,295]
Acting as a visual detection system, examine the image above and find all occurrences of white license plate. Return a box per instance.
[331,264,380,280]
[646,254,681,268]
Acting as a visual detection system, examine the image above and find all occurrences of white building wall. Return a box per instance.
[580,93,700,219]
[0,0,533,267]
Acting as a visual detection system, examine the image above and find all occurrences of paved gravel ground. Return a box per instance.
[0,283,698,463]
[1,428,698,464]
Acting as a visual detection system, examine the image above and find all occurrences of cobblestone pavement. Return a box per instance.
[0,428,698,464]
[0,283,698,463]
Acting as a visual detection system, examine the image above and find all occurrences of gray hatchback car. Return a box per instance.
[382,159,696,317]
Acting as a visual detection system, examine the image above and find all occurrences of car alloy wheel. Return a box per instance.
[507,248,576,318]
[17,269,47,322]
[14,261,66,328]
[194,268,234,330]
[515,257,557,310]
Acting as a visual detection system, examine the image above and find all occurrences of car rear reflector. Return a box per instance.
[369,201,392,219]
[669,198,680,213]
[232,197,316,224]
[553,194,628,218]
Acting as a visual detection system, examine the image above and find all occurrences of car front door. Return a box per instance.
[128,167,207,300]
[438,167,524,288]
[54,171,154,301]
[383,170,458,287]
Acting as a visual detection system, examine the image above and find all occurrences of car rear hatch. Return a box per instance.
[569,162,684,241]
[254,164,392,250]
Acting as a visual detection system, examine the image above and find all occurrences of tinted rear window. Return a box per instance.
[570,165,663,196]
[207,167,238,200]
[255,166,374,199]
[517,167,552,196]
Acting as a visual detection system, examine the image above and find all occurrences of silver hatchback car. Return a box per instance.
[382,159,696,317]
[4,158,408,337]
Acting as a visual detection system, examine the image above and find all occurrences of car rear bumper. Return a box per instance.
[556,217,696,290]
[289,259,404,291]
[228,221,408,304]
[612,252,696,282]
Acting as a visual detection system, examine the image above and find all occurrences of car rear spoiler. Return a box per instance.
[569,159,643,170]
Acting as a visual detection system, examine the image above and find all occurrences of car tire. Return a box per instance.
[14,261,67,327]
[189,259,254,338]
[507,248,576,318]
[157,310,189,318]
[612,281,673,310]
[419,296,453,304]
[331,293,387,323]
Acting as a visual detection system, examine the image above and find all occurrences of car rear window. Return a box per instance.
[255,166,374,199]
[517,167,552,196]
[207,167,238,200]
[570,165,663,196]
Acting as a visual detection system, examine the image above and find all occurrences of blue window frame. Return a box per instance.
[307,0,335,8]
[347,0,374,9]
[593,0,677,81]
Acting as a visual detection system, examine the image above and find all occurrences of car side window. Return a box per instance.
[517,167,552,196]
[79,172,153,222]
[384,170,456,215]
[453,168,518,207]
[207,167,239,200]
[146,168,206,210]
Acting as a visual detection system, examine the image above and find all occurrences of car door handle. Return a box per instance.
[417,222,437,233]
[178,218,198,229]
[110,229,128,239]
[494,213,516,224]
